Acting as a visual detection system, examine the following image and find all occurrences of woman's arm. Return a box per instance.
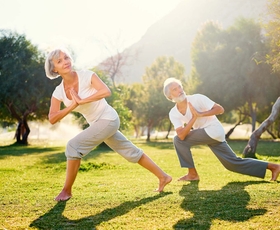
[71,73,111,105]
[48,97,78,125]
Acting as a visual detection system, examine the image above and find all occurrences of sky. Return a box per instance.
[0,0,182,68]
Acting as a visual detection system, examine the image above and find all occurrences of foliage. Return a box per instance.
[108,84,132,132]
[122,83,149,137]
[142,56,186,141]
[1,140,280,229]
[0,30,60,144]
[191,18,280,132]
[265,0,280,73]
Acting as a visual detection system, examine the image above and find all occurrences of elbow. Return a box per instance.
[105,88,112,97]
[49,119,56,125]
[215,104,224,115]
[48,115,57,125]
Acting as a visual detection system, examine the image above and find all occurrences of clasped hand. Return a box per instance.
[188,102,201,119]
[70,89,82,106]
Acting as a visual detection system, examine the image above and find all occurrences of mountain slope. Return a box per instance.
[116,0,267,83]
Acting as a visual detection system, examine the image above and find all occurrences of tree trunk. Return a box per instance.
[225,116,246,139]
[243,97,280,158]
[146,126,151,142]
[146,121,153,142]
[249,102,257,132]
[266,128,277,139]
[133,124,139,138]
[6,102,31,145]
[165,121,172,139]
[225,125,239,139]
[21,118,30,144]
[14,119,30,145]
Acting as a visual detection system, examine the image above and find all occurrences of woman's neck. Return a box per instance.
[62,71,76,84]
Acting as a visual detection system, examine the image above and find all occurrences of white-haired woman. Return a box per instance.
[45,48,172,201]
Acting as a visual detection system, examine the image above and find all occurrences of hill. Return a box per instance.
[109,0,267,83]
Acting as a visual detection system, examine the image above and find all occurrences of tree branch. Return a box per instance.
[243,97,280,158]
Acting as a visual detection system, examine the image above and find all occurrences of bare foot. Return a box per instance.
[155,174,172,192]
[178,174,200,181]
[270,164,280,181]
[55,190,72,201]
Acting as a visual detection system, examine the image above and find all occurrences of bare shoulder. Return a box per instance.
[91,72,102,82]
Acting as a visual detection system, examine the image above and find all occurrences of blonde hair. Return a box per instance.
[44,48,73,79]
[163,78,183,101]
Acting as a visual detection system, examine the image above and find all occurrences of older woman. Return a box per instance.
[45,48,172,201]
[163,77,280,182]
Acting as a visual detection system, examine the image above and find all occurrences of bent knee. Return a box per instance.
[173,135,185,144]
[65,139,83,160]
[119,149,143,163]
[173,135,180,143]
[126,151,143,163]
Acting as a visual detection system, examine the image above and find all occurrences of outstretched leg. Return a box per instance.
[104,131,172,192]
[138,153,172,192]
[55,159,81,201]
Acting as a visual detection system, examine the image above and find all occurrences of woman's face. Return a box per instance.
[52,51,72,75]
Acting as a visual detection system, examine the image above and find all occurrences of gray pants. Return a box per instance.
[173,129,268,178]
[66,117,143,163]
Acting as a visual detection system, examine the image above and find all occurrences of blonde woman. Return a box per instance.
[45,48,172,201]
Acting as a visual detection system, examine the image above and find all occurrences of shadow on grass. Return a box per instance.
[144,141,174,150]
[0,144,63,159]
[173,180,268,230]
[227,140,280,158]
[29,192,172,229]
[0,142,112,164]
[41,144,114,165]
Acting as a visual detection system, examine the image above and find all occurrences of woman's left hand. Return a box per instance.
[70,89,82,104]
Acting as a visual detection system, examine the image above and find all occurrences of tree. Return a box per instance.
[0,30,59,145]
[96,35,138,88]
[123,83,147,138]
[191,19,280,137]
[265,0,280,73]
[243,0,280,158]
[142,56,186,141]
[243,97,280,158]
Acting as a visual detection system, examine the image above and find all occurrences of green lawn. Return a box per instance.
[0,139,280,230]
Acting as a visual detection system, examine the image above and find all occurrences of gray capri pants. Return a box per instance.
[173,129,268,178]
[66,117,143,163]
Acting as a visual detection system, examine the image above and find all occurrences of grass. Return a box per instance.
[0,139,280,230]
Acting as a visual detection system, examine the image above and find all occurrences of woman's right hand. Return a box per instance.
[70,89,79,109]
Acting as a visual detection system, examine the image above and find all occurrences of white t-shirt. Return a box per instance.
[52,70,118,124]
[169,94,225,142]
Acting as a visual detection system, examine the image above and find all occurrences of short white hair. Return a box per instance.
[44,47,73,79]
[163,78,183,101]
